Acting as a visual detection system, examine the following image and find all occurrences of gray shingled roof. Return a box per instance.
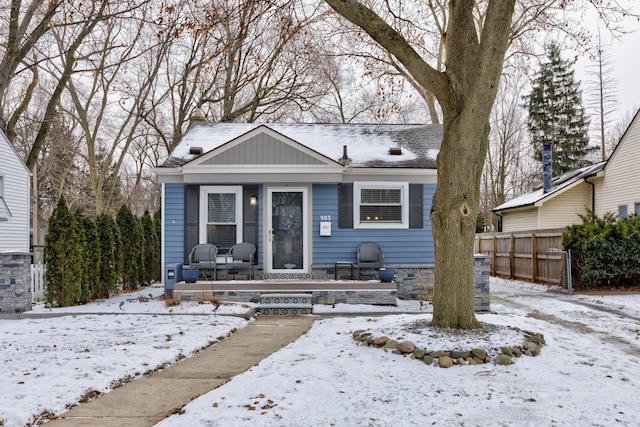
[160,123,443,168]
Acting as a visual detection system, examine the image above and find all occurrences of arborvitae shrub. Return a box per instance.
[45,196,82,306]
[116,204,143,290]
[75,210,101,303]
[96,213,119,298]
[141,210,160,284]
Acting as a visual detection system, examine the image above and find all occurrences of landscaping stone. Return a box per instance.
[430,350,449,358]
[351,329,544,368]
[383,339,398,349]
[501,347,513,356]
[373,336,389,346]
[352,330,366,339]
[524,342,541,356]
[397,340,415,354]
[471,348,487,359]
[438,356,454,368]
[422,355,434,365]
[412,349,427,359]
[452,350,470,359]
[493,354,513,365]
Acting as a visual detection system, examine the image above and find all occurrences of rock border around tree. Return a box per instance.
[352,327,545,368]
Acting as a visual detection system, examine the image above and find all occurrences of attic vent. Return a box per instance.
[189,146,203,155]
[389,147,402,155]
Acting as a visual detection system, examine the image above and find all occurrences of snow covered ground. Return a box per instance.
[2,278,640,426]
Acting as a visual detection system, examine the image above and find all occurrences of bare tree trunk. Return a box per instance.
[430,115,489,328]
[325,0,515,328]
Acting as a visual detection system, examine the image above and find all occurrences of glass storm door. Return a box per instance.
[267,188,308,273]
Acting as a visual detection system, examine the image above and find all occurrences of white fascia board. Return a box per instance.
[183,172,344,184]
[154,167,184,184]
[343,168,437,184]
[183,164,344,175]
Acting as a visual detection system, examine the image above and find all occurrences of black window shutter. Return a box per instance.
[338,183,353,229]
[184,185,200,263]
[409,184,423,229]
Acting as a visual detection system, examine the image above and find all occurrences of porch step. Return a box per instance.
[258,293,313,315]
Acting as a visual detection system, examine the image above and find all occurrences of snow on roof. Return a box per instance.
[493,161,605,212]
[161,123,442,168]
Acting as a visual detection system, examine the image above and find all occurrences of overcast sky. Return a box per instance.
[573,15,640,127]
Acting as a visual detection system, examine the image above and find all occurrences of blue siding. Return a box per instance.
[165,184,186,266]
[163,183,264,267]
[312,184,435,265]
[165,183,434,271]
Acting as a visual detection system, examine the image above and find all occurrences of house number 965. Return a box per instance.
[319,215,331,221]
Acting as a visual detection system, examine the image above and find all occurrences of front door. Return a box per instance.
[266,187,308,273]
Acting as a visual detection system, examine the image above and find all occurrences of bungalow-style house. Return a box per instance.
[0,130,32,313]
[493,109,640,232]
[155,122,491,311]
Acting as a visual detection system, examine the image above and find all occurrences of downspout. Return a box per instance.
[584,178,595,212]
[493,211,503,232]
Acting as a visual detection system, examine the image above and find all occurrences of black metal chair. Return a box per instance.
[186,243,218,280]
[356,242,384,280]
[225,242,256,280]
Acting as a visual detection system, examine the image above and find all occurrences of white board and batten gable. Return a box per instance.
[157,123,441,184]
[0,130,31,252]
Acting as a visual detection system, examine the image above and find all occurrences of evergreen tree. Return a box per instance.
[526,42,595,176]
[44,196,82,306]
[96,213,120,298]
[73,210,89,303]
[76,211,101,301]
[116,205,143,290]
[141,210,160,284]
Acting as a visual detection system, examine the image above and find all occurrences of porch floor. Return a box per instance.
[170,280,398,306]
[173,279,396,291]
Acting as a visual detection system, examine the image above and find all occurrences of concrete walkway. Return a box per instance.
[46,315,314,427]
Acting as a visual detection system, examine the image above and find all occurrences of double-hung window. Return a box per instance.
[618,204,628,220]
[354,182,409,229]
[199,186,242,252]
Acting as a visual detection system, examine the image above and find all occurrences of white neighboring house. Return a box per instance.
[0,130,30,252]
[0,130,32,312]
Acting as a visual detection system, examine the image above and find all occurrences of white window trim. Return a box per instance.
[353,181,409,229]
[618,204,628,220]
[199,185,243,244]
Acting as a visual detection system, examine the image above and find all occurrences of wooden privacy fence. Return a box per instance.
[475,229,568,286]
